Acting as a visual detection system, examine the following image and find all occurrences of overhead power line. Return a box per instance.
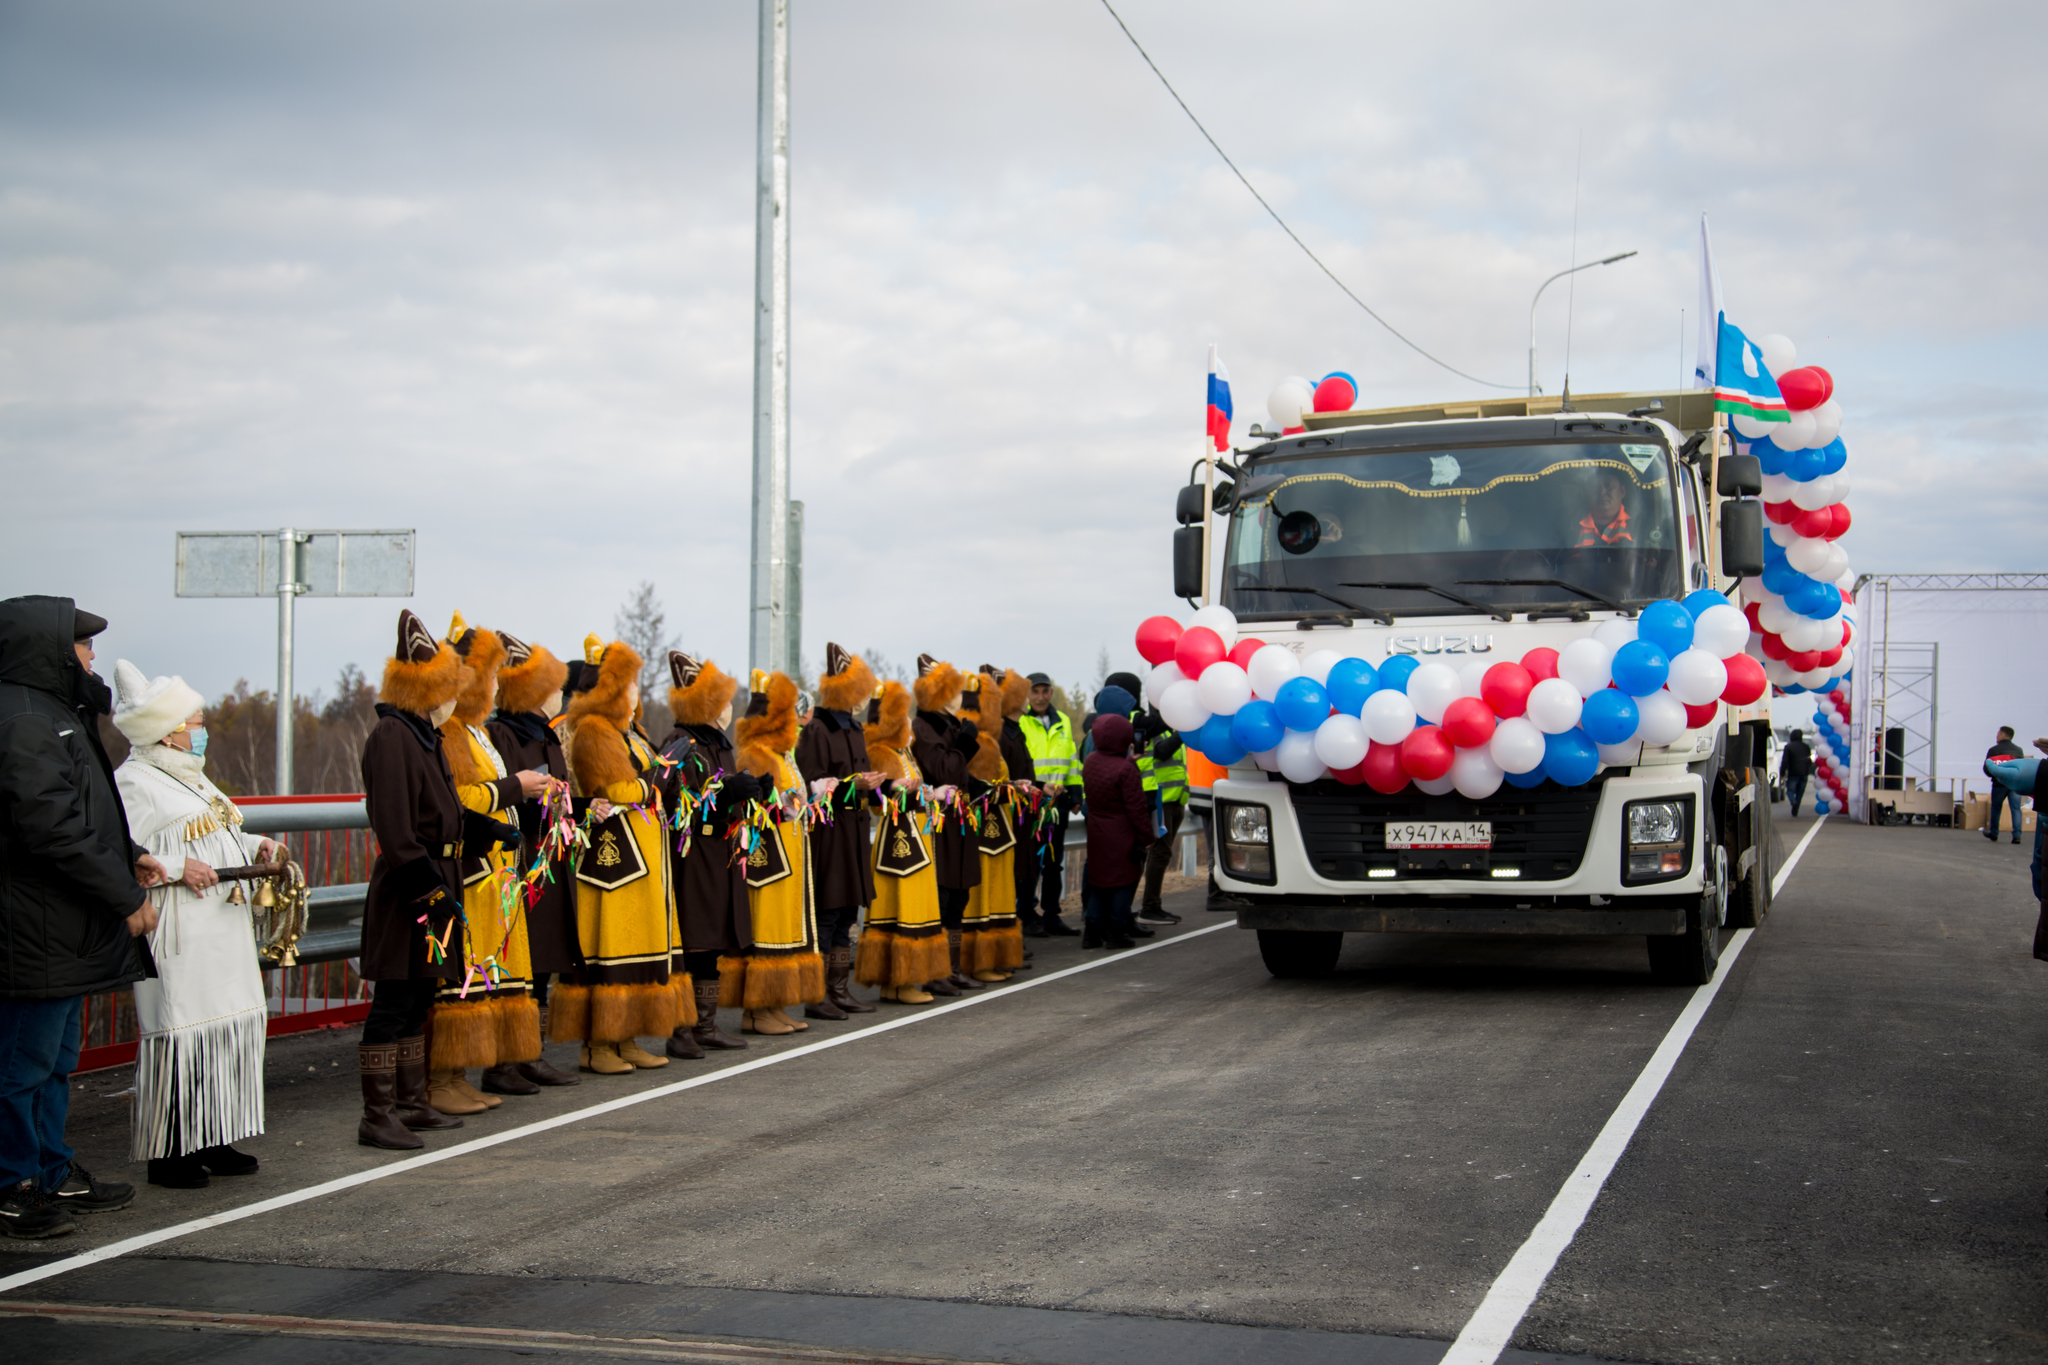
[1097,0,1519,391]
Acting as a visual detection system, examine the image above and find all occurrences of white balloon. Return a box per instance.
[1830,471,1851,501]
[1781,408,1818,451]
[1362,688,1418,745]
[1458,660,1490,698]
[1490,716,1546,773]
[1526,677,1584,734]
[1782,615,1827,652]
[1145,661,1186,706]
[1276,729,1327,784]
[1740,575,1770,605]
[1157,679,1212,733]
[1757,596,1797,634]
[1311,714,1369,770]
[1246,644,1300,701]
[1786,535,1831,575]
[1266,382,1308,430]
[1820,542,1849,582]
[1758,333,1798,377]
[1451,745,1504,799]
[1187,604,1239,650]
[1667,648,1729,706]
[1558,638,1614,696]
[1763,658,1797,687]
[1194,661,1252,716]
[1810,397,1843,447]
[1250,745,1282,772]
[1790,478,1833,512]
[1760,472,1796,504]
[1597,739,1643,768]
[1300,648,1342,685]
[1731,412,1772,440]
[1796,666,1830,689]
[1406,662,1462,724]
[1694,604,1750,658]
[1769,522,1799,548]
[1414,773,1459,796]
[1633,689,1689,747]
[1592,618,1637,650]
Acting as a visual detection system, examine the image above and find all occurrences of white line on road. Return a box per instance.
[1439,815,1828,1365]
[0,921,1235,1296]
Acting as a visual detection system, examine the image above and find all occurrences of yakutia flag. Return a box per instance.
[1206,344,1232,452]
[1711,314,1788,424]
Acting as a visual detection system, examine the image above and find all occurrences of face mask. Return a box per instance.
[188,726,208,758]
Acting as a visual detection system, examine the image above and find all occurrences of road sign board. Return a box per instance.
[176,530,415,597]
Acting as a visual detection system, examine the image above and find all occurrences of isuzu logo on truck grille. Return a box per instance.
[1388,635,1495,655]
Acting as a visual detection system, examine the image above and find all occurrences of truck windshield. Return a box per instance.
[1223,440,1684,620]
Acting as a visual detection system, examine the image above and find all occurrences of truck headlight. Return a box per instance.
[1627,802,1684,845]
[1226,804,1270,845]
[1622,798,1692,883]
[1218,801,1275,884]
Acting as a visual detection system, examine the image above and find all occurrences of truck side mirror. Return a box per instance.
[1720,500,1765,577]
[1716,452,1762,497]
[1175,483,1207,525]
[1172,526,1204,599]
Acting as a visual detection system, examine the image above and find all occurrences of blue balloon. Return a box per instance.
[1816,678,1840,694]
[1611,639,1670,697]
[1761,561,1798,596]
[1230,699,1283,754]
[1323,370,1358,392]
[1326,657,1377,716]
[1752,437,1791,476]
[1783,683,1807,694]
[1682,589,1728,619]
[1762,534,1788,565]
[1814,800,1830,814]
[1203,735,1247,766]
[1273,676,1330,732]
[1504,764,1548,789]
[1789,446,1827,482]
[1580,688,1640,745]
[1820,438,1848,475]
[1791,577,1835,617]
[1638,599,1695,655]
[1543,728,1601,786]
[1375,655,1419,695]
[1192,712,1237,757]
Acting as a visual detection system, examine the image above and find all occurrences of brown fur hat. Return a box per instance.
[445,612,508,727]
[995,666,1029,721]
[668,651,739,729]
[864,680,913,781]
[818,643,877,716]
[379,609,469,716]
[735,670,799,779]
[565,638,641,732]
[565,639,644,797]
[964,675,1004,781]
[496,632,568,716]
[912,653,964,713]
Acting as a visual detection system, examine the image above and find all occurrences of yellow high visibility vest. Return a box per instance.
[1019,710,1080,787]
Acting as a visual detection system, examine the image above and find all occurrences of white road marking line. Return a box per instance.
[1440,815,1828,1365]
[0,921,1234,1296]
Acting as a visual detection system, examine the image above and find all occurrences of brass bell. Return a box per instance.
[226,882,246,905]
[254,878,276,909]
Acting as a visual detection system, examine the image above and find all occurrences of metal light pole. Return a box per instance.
[1527,250,1636,396]
[275,527,305,794]
[748,0,792,675]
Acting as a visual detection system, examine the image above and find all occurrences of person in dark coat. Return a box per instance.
[909,654,986,995]
[1781,729,1812,817]
[655,651,757,1056]
[484,630,581,1089]
[1081,712,1155,950]
[0,596,153,1238]
[796,644,885,1020]
[355,610,471,1150]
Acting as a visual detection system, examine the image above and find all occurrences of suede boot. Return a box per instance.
[764,1005,807,1032]
[395,1037,464,1132]
[825,945,875,1013]
[450,1073,502,1108]
[581,1042,633,1074]
[691,979,747,1050]
[481,1064,541,1096]
[743,1008,797,1036]
[617,1039,669,1068]
[887,982,935,1004]
[428,1069,489,1115]
[359,1043,426,1150]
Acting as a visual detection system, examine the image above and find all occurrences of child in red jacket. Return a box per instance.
[1081,713,1155,949]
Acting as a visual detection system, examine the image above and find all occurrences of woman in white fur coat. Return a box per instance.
[112,660,284,1189]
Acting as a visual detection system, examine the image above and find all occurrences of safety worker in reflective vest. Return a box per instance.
[1136,708,1187,927]
[1016,673,1081,937]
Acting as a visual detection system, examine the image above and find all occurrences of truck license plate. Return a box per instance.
[1384,821,1492,849]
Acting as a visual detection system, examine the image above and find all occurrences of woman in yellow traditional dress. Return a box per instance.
[963,667,1028,983]
[718,671,824,1034]
[854,680,948,1003]
[552,636,689,1074]
[429,614,548,1114]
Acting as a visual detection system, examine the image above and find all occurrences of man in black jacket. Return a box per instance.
[1782,729,1813,817]
[0,596,161,1239]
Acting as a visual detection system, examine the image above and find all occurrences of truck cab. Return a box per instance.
[1177,389,1774,984]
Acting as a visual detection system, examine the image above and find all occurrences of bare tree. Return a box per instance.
[862,648,908,684]
[1091,646,1112,698]
[615,581,678,735]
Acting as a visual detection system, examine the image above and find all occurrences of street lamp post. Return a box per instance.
[1528,250,1637,397]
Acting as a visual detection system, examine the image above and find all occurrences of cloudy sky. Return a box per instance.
[3,0,2042,717]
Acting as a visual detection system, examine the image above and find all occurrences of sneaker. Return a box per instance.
[1,1179,76,1240]
[1135,907,1181,925]
[1123,923,1156,939]
[50,1160,134,1214]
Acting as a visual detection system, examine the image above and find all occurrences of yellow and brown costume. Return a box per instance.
[962,673,1025,977]
[431,614,541,1071]
[855,680,949,989]
[718,671,824,1010]
[551,636,691,1044]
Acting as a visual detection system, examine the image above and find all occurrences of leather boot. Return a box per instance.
[148,1154,210,1188]
[581,1042,633,1074]
[825,945,875,1013]
[946,929,982,990]
[891,982,935,1004]
[691,979,747,1050]
[359,1043,426,1149]
[765,1005,807,1032]
[666,1024,706,1060]
[395,1037,464,1132]
[617,1039,669,1068]
[428,1069,489,1115]
[922,975,962,998]
[515,1056,580,1086]
[480,1064,541,1096]
[804,993,849,1021]
[743,1008,797,1036]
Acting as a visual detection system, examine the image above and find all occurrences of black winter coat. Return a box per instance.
[0,596,150,1000]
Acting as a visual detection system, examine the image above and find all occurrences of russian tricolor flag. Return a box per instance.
[1206,344,1232,452]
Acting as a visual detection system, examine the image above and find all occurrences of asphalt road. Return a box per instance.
[6,806,2046,1364]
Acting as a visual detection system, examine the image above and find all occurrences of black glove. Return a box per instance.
[949,724,981,758]
[1056,787,1080,814]
[1152,734,1179,763]
[1135,708,1168,744]
[722,772,764,807]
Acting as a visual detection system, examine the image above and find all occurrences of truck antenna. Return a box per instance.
[1562,136,1583,399]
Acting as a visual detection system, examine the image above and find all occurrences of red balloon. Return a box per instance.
[1785,649,1822,672]
[1173,626,1226,678]
[1683,700,1721,729]
[1838,620,1852,647]
[1399,725,1455,781]
[1827,503,1852,540]
[1226,638,1262,670]
[1721,653,1767,705]
[1332,759,1369,786]
[1522,647,1560,682]
[1442,696,1498,749]
[1480,662,1535,719]
[1312,375,1356,412]
[1793,506,1834,539]
[1776,366,1832,412]
[1764,498,1801,525]
[1362,740,1409,794]
[1817,647,1843,668]
[1759,632,1790,661]
[1743,601,1764,632]
[1136,615,1183,665]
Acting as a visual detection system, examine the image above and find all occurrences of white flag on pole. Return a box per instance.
[1692,214,1722,390]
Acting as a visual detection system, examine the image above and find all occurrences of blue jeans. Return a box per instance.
[1786,774,1808,816]
[1990,784,2023,840]
[0,996,81,1191]
[1083,881,1135,935]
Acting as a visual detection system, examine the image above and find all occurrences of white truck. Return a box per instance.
[1173,388,1775,985]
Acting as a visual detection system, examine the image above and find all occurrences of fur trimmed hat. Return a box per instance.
[380,609,468,715]
[564,636,642,730]
[735,669,798,778]
[912,652,964,712]
[444,612,508,727]
[965,674,1005,781]
[668,650,739,729]
[863,680,912,781]
[495,631,569,716]
[817,642,878,715]
[111,659,205,748]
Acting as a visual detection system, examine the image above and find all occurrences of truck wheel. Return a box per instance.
[1257,929,1343,979]
[1647,869,1723,986]
[1726,768,1773,929]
